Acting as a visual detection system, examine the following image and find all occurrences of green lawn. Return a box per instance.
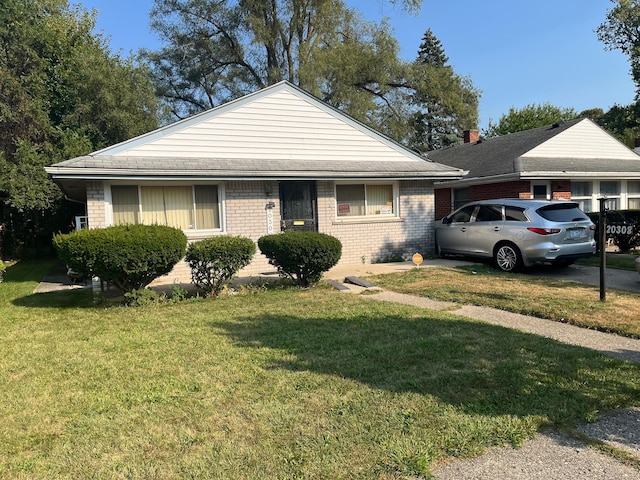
[371,263,640,338]
[1,260,640,478]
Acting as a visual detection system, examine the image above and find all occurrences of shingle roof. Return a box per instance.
[426,119,583,178]
[427,118,640,185]
[50,156,459,179]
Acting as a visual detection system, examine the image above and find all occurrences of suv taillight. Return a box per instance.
[527,227,561,235]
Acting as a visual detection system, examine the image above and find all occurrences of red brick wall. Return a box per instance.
[551,180,571,200]
[469,181,531,200]
[435,188,452,219]
[435,179,575,220]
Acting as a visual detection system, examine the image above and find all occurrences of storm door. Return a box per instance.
[279,181,317,231]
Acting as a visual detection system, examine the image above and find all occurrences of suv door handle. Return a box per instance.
[493,227,501,231]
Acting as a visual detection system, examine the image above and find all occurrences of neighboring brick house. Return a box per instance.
[429,118,640,219]
[46,81,464,286]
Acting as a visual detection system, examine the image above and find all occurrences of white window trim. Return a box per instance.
[333,181,400,222]
[626,180,640,209]
[596,180,621,210]
[531,181,551,200]
[105,181,226,236]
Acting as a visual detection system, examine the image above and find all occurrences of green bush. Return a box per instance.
[0,259,5,283]
[185,236,256,297]
[53,224,187,295]
[258,231,342,287]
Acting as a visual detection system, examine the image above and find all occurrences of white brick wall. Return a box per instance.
[319,180,434,263]
[87,179,435,289]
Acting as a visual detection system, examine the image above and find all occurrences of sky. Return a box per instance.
[76,0,635,130]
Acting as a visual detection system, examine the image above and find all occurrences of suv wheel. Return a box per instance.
[495,243,522,272]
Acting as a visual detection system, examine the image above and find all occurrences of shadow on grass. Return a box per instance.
[12,289,94,308]
[219,311,640,424]
[1,259,94,308]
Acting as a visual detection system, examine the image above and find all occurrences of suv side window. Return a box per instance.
[505,206,527,221]
[450,205,475,223]
[475,205,502,222]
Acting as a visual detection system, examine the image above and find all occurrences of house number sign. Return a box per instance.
[265,201,275,234]
[606,224,634,236]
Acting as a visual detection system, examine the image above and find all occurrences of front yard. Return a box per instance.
[1,259,640,478]
[371,263,640,338]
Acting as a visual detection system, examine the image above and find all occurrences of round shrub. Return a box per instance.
[185,236,256,297]
[258,231,342,287]
[53,224,187,295]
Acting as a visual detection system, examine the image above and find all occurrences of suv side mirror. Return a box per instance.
[442,217,451,225]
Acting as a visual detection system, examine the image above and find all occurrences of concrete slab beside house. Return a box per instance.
[46,81,465,287]
[429,118,640,219]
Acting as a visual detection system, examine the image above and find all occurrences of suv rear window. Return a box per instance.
[536,203,588,222]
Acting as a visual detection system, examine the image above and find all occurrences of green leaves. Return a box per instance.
[185,236,256,297]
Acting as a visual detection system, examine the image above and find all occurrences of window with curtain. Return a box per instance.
[336,183,395,217]
[111,185,220,230]
[571,181,593,213]
[112,186,140,225]
[628,181,640,209]
[600,181,620,210]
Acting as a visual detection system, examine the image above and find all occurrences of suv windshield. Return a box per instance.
[536,203,588,222]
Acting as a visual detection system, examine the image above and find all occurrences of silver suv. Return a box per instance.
[435,199,596,272]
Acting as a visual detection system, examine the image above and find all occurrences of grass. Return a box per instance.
[371,264,640,338]
[576,252,638,271]
[1,260,640,478]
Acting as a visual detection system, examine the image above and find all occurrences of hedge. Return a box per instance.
[53,224,187,295]
[258,231,342,287]
[185,236,256,297]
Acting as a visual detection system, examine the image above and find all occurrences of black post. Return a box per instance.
[598,197,607,302]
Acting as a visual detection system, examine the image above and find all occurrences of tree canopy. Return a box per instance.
[482,103,579,138]
[0,0,160,256]
[408,28,479,152]
[143,0,478,151]
[597,0,640,99]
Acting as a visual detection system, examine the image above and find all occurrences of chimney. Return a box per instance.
[464,129,480,144]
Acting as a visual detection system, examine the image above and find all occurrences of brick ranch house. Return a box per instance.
[428,118,640,219]
[46,81,464,285]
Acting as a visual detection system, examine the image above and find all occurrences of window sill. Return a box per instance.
[332,216,403,225]
[185,230,224,241]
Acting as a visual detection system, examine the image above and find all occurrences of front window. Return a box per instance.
[600,181,620,210]
[628,181,640,210]
[336,183,395,217]
[111,185,221,230]
[571,181,593,213]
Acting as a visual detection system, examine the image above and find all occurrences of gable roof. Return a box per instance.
[427,118,640,185]
[47,81,464,192]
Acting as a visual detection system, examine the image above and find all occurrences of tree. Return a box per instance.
[408,28,479,152]
[597,102,640,147]
[597,0,640,99]
[482,103,579,138]
[143,0,477,149]
[0,0,160,256]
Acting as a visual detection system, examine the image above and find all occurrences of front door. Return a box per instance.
[280,181,317,231]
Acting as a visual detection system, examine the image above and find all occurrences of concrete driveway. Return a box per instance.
[524,262,640,294]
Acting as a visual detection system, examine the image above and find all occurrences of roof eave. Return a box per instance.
[46,168,467,182]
